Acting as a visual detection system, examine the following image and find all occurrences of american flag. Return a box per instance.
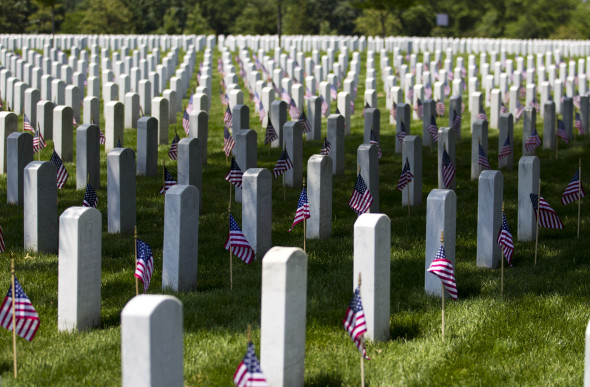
[168,133,180,160]
[258,99,266,123]
[500,102,509,114]
[348,174,373,215]
[444,82,451,97]
[424,83,433,100]
[556,119,569,144]
[441,148,455,189]
[281,87,291,103]
[33,129,47,154]
[414,98,423,119]
[288,187,310,231]
[273,149,294,178]
[23,114,34,132]
[514,102,525,122]
[574,95,581,110]
[92,119,106,145]
[330,84,338,100]
[50,149,69,189]
[529,98,540,112]
[224,105,233,128]
[396,157,414,191]
[497,211,514,266]
[0,277,40,341]
[319,95,329,116]
[135,239,154,293]
[350,99,355,115]
[224,213,255,264]
[223,126,235,157]
[186,94,194,114]
[264,120,278,145]
[182,110,191,136]
[320,137,331,155]
[343,287,370,359]
[575,112,584,135]
[289,99,300,121]
[525,128,542,152]
[530,193,564,229]
[0,224,5,252]
[370,130,382,159]
[396,121,407,144]
[427,243,458,300]
[390,101,397,120]
[498,136,512,161]
[452,109,461,133]
[476,105,488,121]
[436,100,446,116]
[72,116,78,127]
[82,183,98,208]
[478,143,490,170]
[298,111,312,133]
[233,342,268,387]
[225,157,243,188]
[561,168,585,205]
[428,115,439,143]
[159,167,177,194]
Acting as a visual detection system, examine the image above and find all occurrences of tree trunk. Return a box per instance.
[380,11,386,39]
[51,5,55,44]
[277,0,282,48]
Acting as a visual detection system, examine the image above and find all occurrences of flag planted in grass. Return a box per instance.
[223,126,235,157]
[556,119,569,144]
[348,174,373,215]
[264,120,278,145]
[478,143,490,170]
[320,137,331,155]
[182,110,190,136]
[319,95,329,116]
[224,105,233,128]
[168,133,180,160]
[497,211,514,266]
[50,149,69,189]
[288,186,310,231]
[298,111,312,133]
[82,183,98,208]
[225,157,243,188]
[343,287,370,359]
[561,168,585,205]
[397,158,414,191]
[530,193,564,229]
[436,100,445,116]
[427,244,458,300]
[159,167,177,194]
[525,128,541,152]
[452,109,462,133]
[390,101,397,120]
[23,114,34,132]
[225,213,255,264]
[396,121,407,144]
[370,130,382,159]
[441,148,455,189]
[33,129,46,154]
[414,98,423,119]
[233,342,268,387]
[135,239,154,293]
[428,115,439,143]
[0,277,40,341]
[289,99,300,120]
[273,149,294,178]
[476,105,488,121]
[498,136,512,161]
[575,112,583,135]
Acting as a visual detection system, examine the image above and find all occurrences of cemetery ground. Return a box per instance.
[0,48,589,386]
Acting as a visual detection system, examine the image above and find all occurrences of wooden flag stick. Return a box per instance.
[247,324,252,343]
[501,202,504,296]
[534,179,541,267]
[440,231,445,341]
[358,272,365,387]
[11,254,17,379]
[134,226,138,296]
[303,177,307,253]
[283,141,286,201]
[555,132,559,159]
[578,158,582,239]
[228,204,233,290]
[37,122,41,161]
[407,184,411,217]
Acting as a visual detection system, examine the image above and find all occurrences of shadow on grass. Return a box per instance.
[306,372,344,387]
[390,319,421,341]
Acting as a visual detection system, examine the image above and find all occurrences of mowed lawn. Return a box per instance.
[0,45,588,386]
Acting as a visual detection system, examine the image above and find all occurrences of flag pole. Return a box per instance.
[228,203,233,291]
[555,132,559,160]
[283,141,286,201]
[407,184,411,217]
[303,177,306,253]
[534,179,541,267]
[501,202,504,296]
[358,272,365,387]
[578,158,582,239]
[247,324,251,343]
[440,230,445,341]
[134,226,138,296]
[11,254,17,379]
[37,122,41,161]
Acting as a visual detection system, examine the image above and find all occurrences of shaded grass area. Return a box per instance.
[0,48,588,385]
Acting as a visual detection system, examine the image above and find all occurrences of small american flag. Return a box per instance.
[561,168,585,205]
[33,129,47,154]
[574,95,581,109]
[525,128,542,151]
[452,110,461,133]
[186,94,193,114]
[0,224,5,252]
[225,157,243,188]
[424,83,433,100]
[530,193,564,229]
[273,149,294,178]
[396,121,407,144]
[370,130,382,159]
[50,149,69,189]
[92,118,106,145]
[0,277,40,341]
[135,239,154,293]
[223,126,235,157]
[396,157,414,191]
[443,82,451,97]
[282,87,291,103]
[476,105,488,121]
[298,111,312,133]
[348,174,373,215]
[427,243,458,300]
[168,133,180,160]
[514,102,525,122]
[436,100,446,116]
[224,105,233,128]
[82,183,98,208]
[330,84,338,100]
[498,136,512,161]
[233,342,268,387]
[23,114,34,132]
[350,99,355,115]
[428,115,439,143]
[289,99,300,121]
[500,102,509,114]
[288,187,310,231]
[320,137,331,155]
[224,213,255,264]
[72,116,78,127]
[159,167,177,194]
[441,148,455,189]
[497,211,514,266]
[343,287,370,359]
[264,120,278,145]
[182,110,191,136]
[478,143,490,170]
[575,112,584,135]
[556,119,569,144]
[319,95,329,116]
[414,98,423,119]
[529,98,540,112]
[258,100,266,123]
[390,101,397,120]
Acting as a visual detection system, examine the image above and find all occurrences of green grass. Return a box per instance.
[0,47,589,386]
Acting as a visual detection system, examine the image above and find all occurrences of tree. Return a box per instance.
[79,0,134,34]
[350,0,416,37]
[0,0,32,33]
[35,0,60,35]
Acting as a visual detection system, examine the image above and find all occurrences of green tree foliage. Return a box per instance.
[184,3,214,35]
[78,0,134,34]
[0,0,33,33]
[233,0,277,35]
